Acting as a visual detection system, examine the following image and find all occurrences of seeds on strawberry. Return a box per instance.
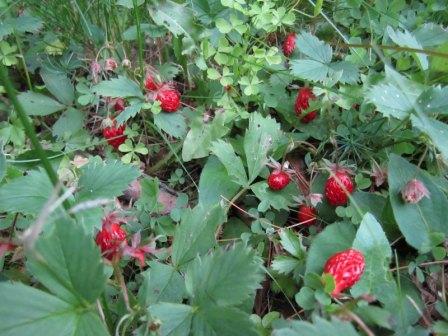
[295,87,318,123]
[268,170,290,191]
[102,120,127,149]
[323,248,365,297]
[95,222,127,260]
[283,33,296,57]
[324,170,354,206]
[145,75,159,91]
[156,89,181,112]
[297,204,317,226]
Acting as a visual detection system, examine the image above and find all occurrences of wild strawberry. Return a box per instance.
[324,169,354,206]
[297,204,317,226]
[401,179,430,204]
[95,217,127,261]
[295,87,318,123]
[283,33,296,57]
[102,120,127,149]
[145,75,159,91]
[268,170,290,191]
[114,98,126,112]
[156,89,181,112]
[104,58,118,71]
[323,248,365,297]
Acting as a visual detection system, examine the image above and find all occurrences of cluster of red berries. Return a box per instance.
[102,119,126,150]
[145,74,181,113]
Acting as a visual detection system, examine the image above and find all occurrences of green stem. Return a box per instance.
[14,32,33,91]
[133,0,144,86]
[146,142,182,174]
[0,65,71,211]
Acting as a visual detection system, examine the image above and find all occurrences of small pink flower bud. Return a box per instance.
[401,179,430,204]
[90,61,101,83]
[104,58,118,71]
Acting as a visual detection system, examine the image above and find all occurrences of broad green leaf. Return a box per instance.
[278,229,305,259]
[198,156,240,207]
[154,111,187,138]
[192,305,258,336]
[244,113,281,183]
[416,87,448,115]
[251,180,297,212]
[351,213,392,296]
[138,261,185,306]
[182,111,229,161]
[27,218,107,305]
[115,102,143,125]
[210,140,247,186]
[93,76,144,98]
[305,222,356,274]
[313,0,323,16]
[296,32,332,63]
[291,59,330,82]
[387,26,428,70]
[411,113,448,161]
[388,154,448,252]
[52,108,84,139]
[185,244,263,306]
[414,23,448,47]
[77,158,140,202]
[0,169,53,215]
[171,204,225,267]
[272,316,360,336]
[41,67,74,105]
[17,91,65,116]
[148,0,198,55]
[0,282,108,336]
[150,303,193,336]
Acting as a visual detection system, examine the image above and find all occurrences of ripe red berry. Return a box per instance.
[145,75,159,91]
[323,248,365,297]
[283,33,296,57]
[297,204,317,226]
[268,170,290,191]
[295,87,318,123]
[324,170,354,206]
[114,98,126,112]
[102,122,127,149]
[156,89,181,112]
[95,223,127,260]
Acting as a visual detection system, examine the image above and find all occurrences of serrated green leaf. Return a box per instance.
[93,76,143,98]
[251,181,298,212]
[77,159,140,202]
[416,87,448,115]
[351,213,392,296]
[154,111,187,138]
[52,108,84,139]
[17,91,65,116]
[41,67,74,105]
[150,303,193,336]
[171,204,225,267]
[411,113,448,161]
[198,156,240,208]
[0,170,53,215]
[272,255,302,275]
[278,229,305,258]
[115,102,143,125]
[387,26,428,70]
[210,140,247,186]
[185,244,263,307]
[27,218,107,305]
[273,316,360,336]
[192,305,258,336]
[0,282,108,336]
[388,154,448,252]
[138,261,185,306]
[296,32,332,63]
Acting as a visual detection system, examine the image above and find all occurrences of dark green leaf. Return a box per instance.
[17,91,65,116]
[210,140,247,186]
[41,67,74,105]
[150,303,193,336]
[52,108,84,139]
[154,111,187,138]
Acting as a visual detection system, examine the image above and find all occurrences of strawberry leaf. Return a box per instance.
[154,110,187,138]
[210,140,248,186]
[17,91,65,116]
[273,316,360,336]
[185,244,263,307]
[149,303,194,336]
[93,75,144,99]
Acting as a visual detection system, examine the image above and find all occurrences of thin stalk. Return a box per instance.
[146,142,182,174]
[14,32,33,91]
[133,0,144,86]
[0,65,71,211]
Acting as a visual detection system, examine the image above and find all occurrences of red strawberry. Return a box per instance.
[95,222,127,260]
[102,120,127,149]
[324,169,354,206]
[156,89,181,112]
[295,87,318,123]
[323,248,365,297]
[268,170,290,191]
[145,75,159,91]
[297,204,317,226]
[114,98,126,112]
[283,33,296,57]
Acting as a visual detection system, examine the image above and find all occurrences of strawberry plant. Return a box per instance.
[0,0,448,335]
